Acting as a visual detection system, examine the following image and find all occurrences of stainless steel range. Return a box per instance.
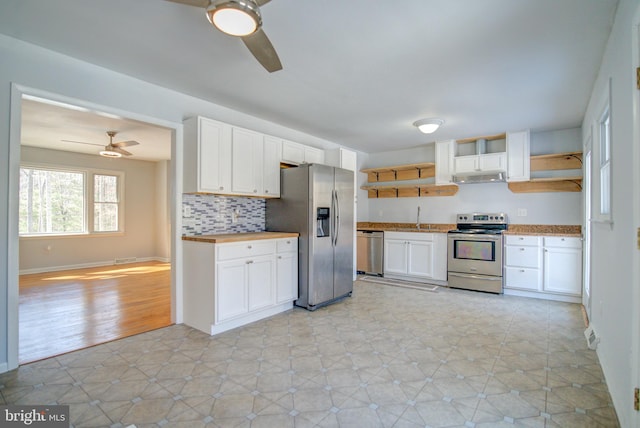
[447,213,508,294]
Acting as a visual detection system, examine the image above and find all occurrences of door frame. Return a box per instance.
[7,83,184,371]
[582,132,592,318]
[633,14,640,428]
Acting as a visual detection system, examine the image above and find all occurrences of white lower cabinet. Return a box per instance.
[504,235,542,292]
[183,237,298,335]
[276,239,298,303]
[504,234,582,302]
[383,232,447,283]
[543,237,582,296]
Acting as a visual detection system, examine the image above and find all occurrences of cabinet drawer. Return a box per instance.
[504,267,541,291]
[276,238,297,253]
[505,245,540,268]
[505,235,540,246]
[543,236,582,249]
[217,240,276,261]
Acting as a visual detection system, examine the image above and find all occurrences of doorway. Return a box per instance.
[8,85,182,369]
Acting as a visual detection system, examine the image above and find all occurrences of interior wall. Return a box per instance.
[156,160,171,261]
[19,146,161,273]
[580,0,637,426]
[362,128,583,225]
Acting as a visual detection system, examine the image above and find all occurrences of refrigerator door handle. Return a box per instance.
[333,189,340,247]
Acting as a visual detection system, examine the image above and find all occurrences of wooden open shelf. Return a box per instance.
[361,183,459,198]
[508,177,583,193]
[456,133,506,144]
[509,151,583,193]
[361,162,435,182]
[530,151,583,171]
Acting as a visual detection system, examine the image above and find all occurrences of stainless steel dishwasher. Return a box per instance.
[357,230,384,276]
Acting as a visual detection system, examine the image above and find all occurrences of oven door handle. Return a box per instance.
[448,272,503,281]
[448,234,502,241]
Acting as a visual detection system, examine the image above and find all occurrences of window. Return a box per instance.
[19,165,123,236]
[599,106,611,218]
[94,174,119,232]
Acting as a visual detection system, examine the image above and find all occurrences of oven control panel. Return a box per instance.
[456,212,508,225]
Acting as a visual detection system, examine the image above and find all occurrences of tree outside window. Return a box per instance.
[19,166,123,236]
[94,174,119,232]
[19,168,85,234]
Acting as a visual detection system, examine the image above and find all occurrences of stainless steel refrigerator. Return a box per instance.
[266,164,354,310]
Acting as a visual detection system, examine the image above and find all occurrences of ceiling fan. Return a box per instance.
[62,131,139,158]
[167,0,282,72]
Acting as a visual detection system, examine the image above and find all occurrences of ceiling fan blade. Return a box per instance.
[61,139,103,147]
[165,0,210,7]
[241,28,282,72]
[113,140,139,148]
[113,147,133,156]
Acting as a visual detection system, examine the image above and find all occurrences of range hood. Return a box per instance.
[452,171,506,184]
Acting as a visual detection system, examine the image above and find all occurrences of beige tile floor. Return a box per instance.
[0,280,619,427]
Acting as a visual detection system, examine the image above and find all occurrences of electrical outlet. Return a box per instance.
[182,204,192,218]
[517,208,527,217]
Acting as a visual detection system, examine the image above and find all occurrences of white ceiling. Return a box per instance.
[21,97,173,161]
[0,0,618,156]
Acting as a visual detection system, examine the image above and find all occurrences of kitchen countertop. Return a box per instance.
[183,232,299,243]
[503,224,581,237]
[357,222,455,233]
[357,222,582,237]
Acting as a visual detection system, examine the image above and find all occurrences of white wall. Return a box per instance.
[19,146,165,272]
[361,128,583,225]
[580,0,640,426]
[0,34,344,372]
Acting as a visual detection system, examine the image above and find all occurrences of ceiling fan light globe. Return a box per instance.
[100,150,122,158]
[207,1,261,36]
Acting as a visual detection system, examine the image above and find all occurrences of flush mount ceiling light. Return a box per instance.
[206,0,262,36]
[413,118,444,134]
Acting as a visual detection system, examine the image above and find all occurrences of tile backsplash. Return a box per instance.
[182,194,265,236]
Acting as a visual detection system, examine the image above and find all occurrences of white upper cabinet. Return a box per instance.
[281,139,325,165]
[435,140,455,184]
[281,140,304,164]
[263,136,282,197]
[506,130,530,182]
[231,127,264,196]
[184,116,232,194]
[304,146,325,164]
[325,147,357,171]
[184,115,285,198]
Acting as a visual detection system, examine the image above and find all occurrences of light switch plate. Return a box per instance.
[517,208,527,217]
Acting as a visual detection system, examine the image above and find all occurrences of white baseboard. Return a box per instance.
[19,257,169,275]
[0,362,8,374]
[504,288,581,303]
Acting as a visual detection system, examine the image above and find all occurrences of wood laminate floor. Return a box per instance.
[19,261,172,364]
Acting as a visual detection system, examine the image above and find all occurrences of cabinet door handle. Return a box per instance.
[278,256,282,259]
[246,260,254,264]
[518,237,524,240]
[247,245,252,249]
[265,189,269,193]
[520,248,525,251]
[254,189,258,193]
[286,240,290,244]
[219,186,224,190]
[520,269,525,272]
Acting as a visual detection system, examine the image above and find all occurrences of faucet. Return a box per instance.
[416,206,421,230]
